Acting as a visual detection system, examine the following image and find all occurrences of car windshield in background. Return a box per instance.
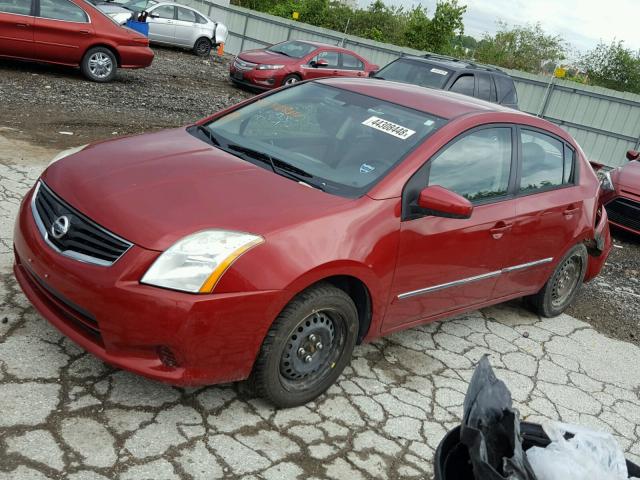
[267,41,318,59]
[374,59,452,89]
[198,83,446,197]
[122,0,155,11]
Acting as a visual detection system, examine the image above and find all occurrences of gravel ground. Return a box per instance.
[0,46,638,348]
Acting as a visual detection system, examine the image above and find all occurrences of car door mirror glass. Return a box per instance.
[626,150,639,161]
[315,59,329,68]
[417,185,473,219]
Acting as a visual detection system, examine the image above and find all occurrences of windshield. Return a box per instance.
[198,83,446,197]
[374,59,452,89]
[122,0,155,11]
[267,41,318,59]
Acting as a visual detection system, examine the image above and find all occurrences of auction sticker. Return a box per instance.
[362,116,416,140]
[430,68,448,75]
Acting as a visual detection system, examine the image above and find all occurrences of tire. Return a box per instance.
[193,37,211,57]
[282,74,301,87]
[251,283,359,408]
[527,244,588,318]
[81,47,117,83]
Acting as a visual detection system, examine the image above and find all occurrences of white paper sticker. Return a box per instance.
[362,116,416,140]
[430,68,448,75]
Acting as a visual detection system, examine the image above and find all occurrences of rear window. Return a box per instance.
[374,59,451,89]
[0,0,31,15]
[495,75,517,105]
[520,130,573,192]
[39,0,88,21]
[176,6,196,22]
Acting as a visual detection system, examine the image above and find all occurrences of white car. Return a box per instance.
[144,2,227,56]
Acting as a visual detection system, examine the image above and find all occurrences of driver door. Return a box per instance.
[302,50,339,80]
[146,4,175,44]
[384,126,518,330]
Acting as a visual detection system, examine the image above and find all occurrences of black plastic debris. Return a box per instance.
[458,355,537,480]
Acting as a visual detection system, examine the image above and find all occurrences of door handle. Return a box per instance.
[563,205,580,217]
[79,30,90,35]
[490,222,512,239]
[16,23,29,28]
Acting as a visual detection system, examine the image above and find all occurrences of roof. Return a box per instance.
[316,77,525,120]
[401,54,509,75]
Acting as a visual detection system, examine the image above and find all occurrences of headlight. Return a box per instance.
[256,64,285,70]
[49,145,88,166]
[601,171,615,191]
[141,230,263,293]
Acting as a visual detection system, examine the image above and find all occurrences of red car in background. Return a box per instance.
[0,0,153,81]
[599,150,640,235]
[229,39,378,90]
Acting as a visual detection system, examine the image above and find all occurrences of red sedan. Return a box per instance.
[0,0,153,81]
[229,40,378,90]
[14,78,610,407]
[600,150,640,234]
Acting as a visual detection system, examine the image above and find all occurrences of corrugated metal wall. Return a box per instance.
[179,0,640,167]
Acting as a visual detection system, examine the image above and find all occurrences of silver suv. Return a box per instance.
[143,2,227,56]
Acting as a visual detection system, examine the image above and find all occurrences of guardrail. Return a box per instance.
[179,0,640,167]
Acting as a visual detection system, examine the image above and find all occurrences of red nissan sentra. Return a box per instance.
[230,40,378,90]
[14,78,611,407]
[0,0,153,81]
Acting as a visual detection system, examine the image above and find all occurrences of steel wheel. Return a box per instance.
[88,52,113,80]
[550,253,582,308]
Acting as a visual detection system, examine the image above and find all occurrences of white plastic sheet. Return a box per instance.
[527,422,633,480]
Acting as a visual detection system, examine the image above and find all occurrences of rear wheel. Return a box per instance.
[193,37,211,57]
[527,244,588,317]
[251,283,358,407]
[282,74,301,86]
[81,47,117,82]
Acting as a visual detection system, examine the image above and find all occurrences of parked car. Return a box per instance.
[229,40,379,90]
[141,2,227,56]
[599,150,640,235]
[0,0,153,81]
[372,54,519,109]
[14,78,610,408]
[85,0,133,24]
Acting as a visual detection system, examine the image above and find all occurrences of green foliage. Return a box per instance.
[579,41,640,94]
[474,22,566,73]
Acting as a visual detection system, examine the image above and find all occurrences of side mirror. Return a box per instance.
[417,185,473,219]
[147,12,159,18]
[368,70,377,77]
[315,59,329,68]
[626,150,639,161]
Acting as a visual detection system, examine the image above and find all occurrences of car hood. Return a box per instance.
[616,161,640,190]
[42,128,350,251]
[238,50,299,65]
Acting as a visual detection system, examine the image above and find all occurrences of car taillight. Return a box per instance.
[132,37,149,46]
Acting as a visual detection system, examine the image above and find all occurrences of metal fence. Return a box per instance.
[180,0,640,167]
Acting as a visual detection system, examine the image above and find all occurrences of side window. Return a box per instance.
[477,74,492,101]
[0,0,31,15]
[495,76,517,105]
[151,5,174,19]
[428,127,512,202]
[195,12,208,24]
[519,130,571,192]
[176,6,196,22]
[39,0,87,21]
[342,53,364,70]
[310,50,339,68]
[449,75,475,96]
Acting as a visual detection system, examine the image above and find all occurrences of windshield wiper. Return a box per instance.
[196,125,220,147]
[226,144,324,191]
[274,50,291,57]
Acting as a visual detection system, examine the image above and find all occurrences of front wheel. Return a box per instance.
[81,47,117,82]
[527,244,588,317]
[282,74,301,86]
[251,283,358,408]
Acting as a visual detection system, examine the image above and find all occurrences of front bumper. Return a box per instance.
[229,64,281,90]
[13,187,283,386]
[603,190,640,235]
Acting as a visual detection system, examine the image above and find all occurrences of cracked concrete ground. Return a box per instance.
[2,132,640,480]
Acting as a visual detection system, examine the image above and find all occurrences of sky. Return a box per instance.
[360,0,640,53]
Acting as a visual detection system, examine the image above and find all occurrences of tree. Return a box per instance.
[474,22,566,73]
[423,0,466,53]
[579,41,640,94]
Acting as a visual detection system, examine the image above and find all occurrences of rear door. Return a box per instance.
[337,52,367,78]
[174,6,198,47]
[384,125,518,330]
[493,127,582,297]
[34,0,93,65]
[448,73,476,98]
[146,4,175,44]
[0,0,35,59]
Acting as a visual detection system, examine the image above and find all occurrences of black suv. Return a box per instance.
[372,54,518,109]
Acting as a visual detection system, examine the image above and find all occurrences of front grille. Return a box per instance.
[19,260,102,343]
[31,182,132,266]
[233,58,256,71]
[605,197,640,232]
